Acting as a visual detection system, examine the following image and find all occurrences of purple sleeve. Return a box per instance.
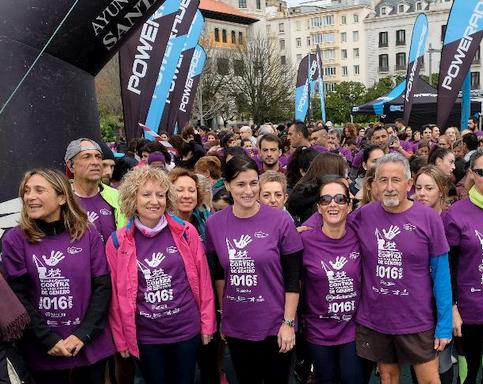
[443,210,461,247]
[428,210,450,257]
[1,228,27,278]
[279,213,303,255]
[352,150,363,169]
[89,227,109,277]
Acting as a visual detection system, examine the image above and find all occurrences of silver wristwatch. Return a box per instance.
[282,319,295,327]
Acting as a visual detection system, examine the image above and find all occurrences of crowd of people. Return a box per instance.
[0,117,482,384]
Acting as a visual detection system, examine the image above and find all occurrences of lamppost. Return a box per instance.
[428,43,441,86]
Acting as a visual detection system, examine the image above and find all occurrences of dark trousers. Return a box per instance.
[226,335,293,384]
[461,324,482,384]
[31,358,107,384]
[306,340,363,384]
[138,335,200,384]
[197,332,221,384]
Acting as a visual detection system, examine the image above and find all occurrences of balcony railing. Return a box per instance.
[378,66,389,73]
[395,64,406,71]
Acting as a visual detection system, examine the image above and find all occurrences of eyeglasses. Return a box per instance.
[472,168,483,177]
[318,194,350,206]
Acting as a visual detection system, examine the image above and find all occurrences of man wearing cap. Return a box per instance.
[65,138,126,243]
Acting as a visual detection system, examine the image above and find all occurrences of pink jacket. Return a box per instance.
[106,214,216,358]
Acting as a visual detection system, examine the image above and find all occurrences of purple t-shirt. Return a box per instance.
[301,213,361,346]
[2,226,115,370]
[205,204,303,341]
[443,198,483,324]
[134,227,200,344]
[351,201,449,334]
[77,194,116,244]
[352,149,364,170]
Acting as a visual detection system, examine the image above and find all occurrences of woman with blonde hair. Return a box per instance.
[414,166,449,214]
[2,168,115,384]
[106,166,215,384]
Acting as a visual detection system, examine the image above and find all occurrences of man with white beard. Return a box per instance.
[351,153,452,384]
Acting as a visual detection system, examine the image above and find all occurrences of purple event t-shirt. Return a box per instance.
[134,227,200,344]
[350,201,449,334]
[301,213,361,346]
[205,204,303,341]
[444,198,483,324]
[2,226,115,370]
[77,194,116,243]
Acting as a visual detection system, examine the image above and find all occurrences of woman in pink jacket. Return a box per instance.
[106,166,216,384]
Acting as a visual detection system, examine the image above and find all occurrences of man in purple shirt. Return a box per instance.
[65,138,126,242]
[352,153,452,384]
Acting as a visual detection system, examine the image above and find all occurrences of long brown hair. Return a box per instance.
[19,169,89,243]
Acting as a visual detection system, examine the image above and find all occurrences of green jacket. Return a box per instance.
[99,183,127,229]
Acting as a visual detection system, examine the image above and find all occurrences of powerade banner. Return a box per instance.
[0,1,164,237]
[120,0,198,140]
[316,45,326,122]
[403,13,428,124]
[157,11,204,135]
[437,0,483,129]
[176,45,206,131]
[295,54,318,122]
[145,1,200,136]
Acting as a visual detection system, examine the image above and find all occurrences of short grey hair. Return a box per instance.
[375,152,411,179]
[258,124,275,136]
[469,148,483,169]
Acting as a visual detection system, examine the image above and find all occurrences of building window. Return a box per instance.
[323,49,336,60]
[353,48,359,58]
[379,31,388,47]
[239,32,243,44]
[234,60,244,76]
[354,65,360,75]
[396,29,406,46]
[379,54,389,72]
[341,49,347,59]
[217,58,229,75]
[313,32,336,44]
[279,23,284,33]
[352,31,359,42]
[441,25,447,42]
[325,82,336,92]
[396,52,406,69]
[398,4,405,13]
[279,39,285,50]
[473,47,481,64]
[307,36,311,46]
[296,21,301,31]
[231,31,236,44]
[341,15,347,24]
[222,29,227,43]
[256,0,261,9]
[341,32,347,42]
[281,55,287,65]
[416,2,422,11]
[214,28,220,42]
[296,37,302,47]
[324,67,336,76]
[353,14,359,23]
[471,72,480,89]
[381,6,386,15]
[342,66,348,76]
[239,0,247,8]
[322,15,335,25]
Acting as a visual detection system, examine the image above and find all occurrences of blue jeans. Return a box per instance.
[138,335,200,384]
[306,340,363,384]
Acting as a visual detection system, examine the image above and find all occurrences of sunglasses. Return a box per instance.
[473,168,483,177]
[318,194,350,206]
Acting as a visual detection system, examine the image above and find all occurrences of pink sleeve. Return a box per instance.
[105,237,128,352]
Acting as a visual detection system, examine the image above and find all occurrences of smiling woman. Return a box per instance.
[205,157,303,384]
[2,168,115,384]
[107,166,215,384]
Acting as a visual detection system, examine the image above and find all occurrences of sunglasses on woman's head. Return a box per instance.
[318,194,350,206]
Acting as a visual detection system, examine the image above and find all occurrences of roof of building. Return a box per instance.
[199,0,259,24]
